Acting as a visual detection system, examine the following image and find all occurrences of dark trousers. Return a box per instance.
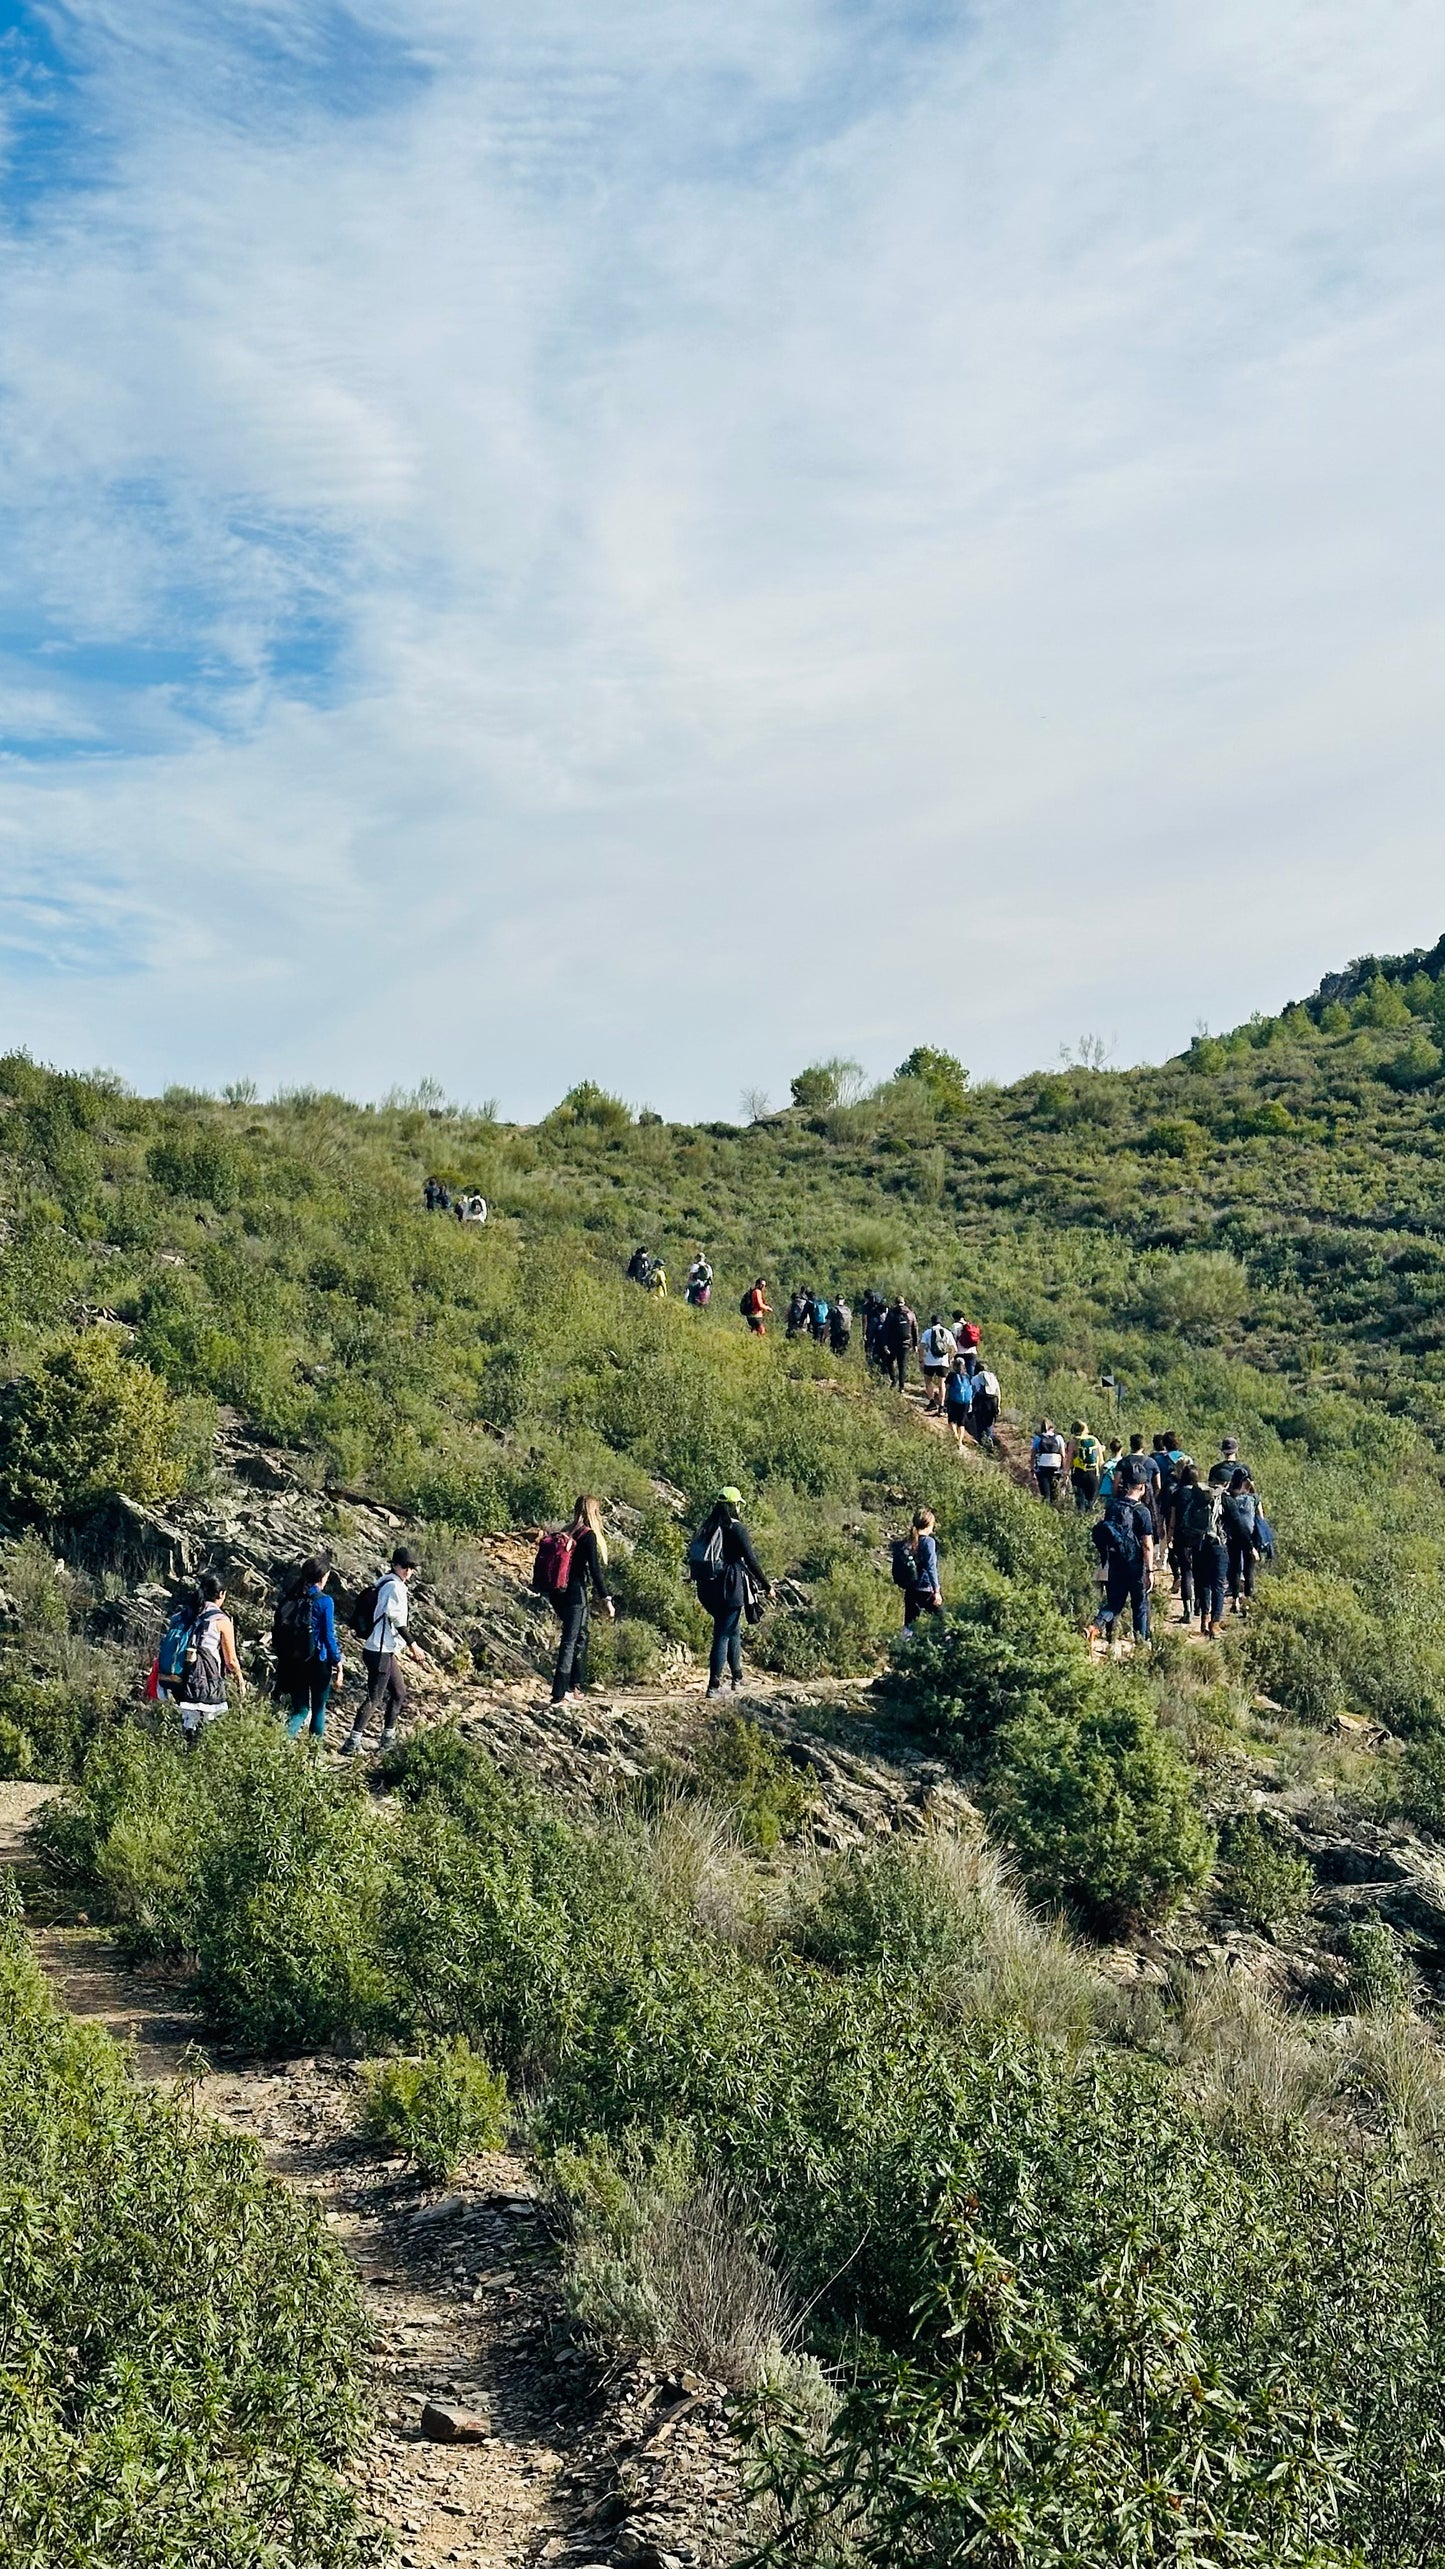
[1172,1543,1194,1616]
[886,1347,909,1389]
[552,1585,590,1700]
[971,1397,998,1446]
[904,1591,941,1629]
[351,1649,407,1741]
[1104,1565,1150,1641]
[1226,1535,1257,1603]
[286,1665,333,1739]
[1037,1469,1062,1506]
[1072,1471,1099,1512]
[708,1606,744,1690]
[1194,1538,1228,1628]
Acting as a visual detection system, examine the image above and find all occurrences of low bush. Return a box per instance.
[0,1329,205,1524]
[551,2127,793,2390]
[1341,1920,1414,2017]
[360,2038,508,2182]
[691,1712,814,1850]
[985,1682,1215,1933]
[1215,1811,1314,1931]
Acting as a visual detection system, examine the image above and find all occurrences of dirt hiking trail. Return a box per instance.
[0,1782,750,2569]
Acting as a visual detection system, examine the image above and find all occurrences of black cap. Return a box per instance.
[392,1545,419,1568]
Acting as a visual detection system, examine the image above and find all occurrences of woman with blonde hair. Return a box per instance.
[551,1494,615,1704]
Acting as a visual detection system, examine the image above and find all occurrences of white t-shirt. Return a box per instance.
[368,1572,410,1655]
[922,1326,956,1369]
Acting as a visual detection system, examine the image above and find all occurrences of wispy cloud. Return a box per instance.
[0,0,1440,1109]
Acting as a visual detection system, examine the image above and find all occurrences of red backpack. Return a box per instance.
[531,1529,575,1598]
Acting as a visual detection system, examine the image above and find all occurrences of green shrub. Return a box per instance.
[693,1712,813,1851]
[0,1898,378,2566]
[360,2037,508,2181]
[0,1329,202,1523]
[1382,1034,1443,1091]
[1244,1571,1375,1725]
[985,1684,1214,1933]
[1341,1920,1413,2016]
[883,1566,1092,1754]
[1134,1250,1249,1337]
[1215,1812,1314,1931]
[0,1716,34,1778]
[785,1839,981,1983]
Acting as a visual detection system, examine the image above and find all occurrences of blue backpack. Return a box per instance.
[158,1601,197,1683]
[813,1297,829,1328]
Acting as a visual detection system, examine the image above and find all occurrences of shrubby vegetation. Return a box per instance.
[10,942,1445,2558]
[0,1879,377,2567]
[34,1718,1445,2563]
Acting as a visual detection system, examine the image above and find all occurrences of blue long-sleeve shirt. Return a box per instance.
[309,1586,342,1665]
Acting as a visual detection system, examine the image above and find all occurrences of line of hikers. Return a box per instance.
[148,1545,425,1755]
[1028,1422,1272,1643]
[423,1177,488,1223]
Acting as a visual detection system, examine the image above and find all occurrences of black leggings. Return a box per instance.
[708,1606,743,1691]
[552,1585,590,1700]
[1226,1534,1257,1602]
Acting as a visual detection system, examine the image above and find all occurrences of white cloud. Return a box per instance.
[0,0,1440,1112]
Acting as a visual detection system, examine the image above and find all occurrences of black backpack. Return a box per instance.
[1092,1504,1140,1570]
[739,1290,755,1318]
[348,1579,382,1641]
[890,1538,915,1589]
[273,1585,317,1667]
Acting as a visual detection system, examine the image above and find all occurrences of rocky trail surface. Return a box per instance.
[0,1782,753,2569]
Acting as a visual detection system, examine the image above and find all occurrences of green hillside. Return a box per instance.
[6,940,1445,2567]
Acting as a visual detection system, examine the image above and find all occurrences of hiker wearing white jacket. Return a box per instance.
[341,1544,418,1756]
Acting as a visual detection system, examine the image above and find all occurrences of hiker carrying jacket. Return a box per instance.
[1222,1469,1261,1615]
[880,1294,919,1391]
[275,1555,343,1742]
[1092,1468,1154,1644]
[549,1496,614,1703]
[690,1488,771,1696]
[1069,1421,1103,1512]
[898,1509,942,1626]
[342,1545,419,1755]
[178,1573,245,1748]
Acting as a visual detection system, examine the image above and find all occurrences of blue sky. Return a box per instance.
[0,0,1440,1114]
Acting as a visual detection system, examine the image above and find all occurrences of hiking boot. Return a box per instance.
[378,1727,398,1754]
[340,1730,364,1756]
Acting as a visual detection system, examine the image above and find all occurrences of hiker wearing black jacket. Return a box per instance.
[880,1295,919,1391]
[1092,1471,1154,1644]
[690,1488,771,1696]
[552,1495,615,1703]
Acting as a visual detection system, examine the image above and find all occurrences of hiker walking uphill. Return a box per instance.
[968,1361,1000,1450]
[893,1509,942,1626]
[626,1246,654,1287]
[943,1351,973,1451]
[176,1573,245,1747]
[786,1287,812,1340]
[880,1294,919,1392]
[273,1555,343,1742]
[860,1290,888,1368]
[341,1545,419,1755]
[1222,1468,1262,1615]
[1092,1468,1154,1645]
[828,1295,852,1356]
[686,1254,713,1308]
[1032,1420,1066,1504]
[539,1496,614,1704]
[1069,1422,1104,1512]
[810,1290,831,1345]
[920,1315,957,1412]
[741,1278,771,1335]
[1176,1466,1228,1639]
[688,1488,771,1696]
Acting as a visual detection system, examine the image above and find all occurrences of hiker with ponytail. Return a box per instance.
[551,1494,615,1704]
